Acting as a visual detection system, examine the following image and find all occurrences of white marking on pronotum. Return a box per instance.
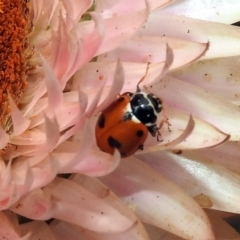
[124,103,141,123]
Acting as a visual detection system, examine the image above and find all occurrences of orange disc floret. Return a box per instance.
[0,0,30,129]
[0,0,32,155]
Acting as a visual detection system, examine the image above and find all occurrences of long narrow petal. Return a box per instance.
[96,1,149,55]
[40,54,63,113]
[187,141,240,175]
[50,220,151,240]
[53,141,120,177]
[0,211,22,239]
[160,0,240,24]
[98,36,208,70]
[8,94,30,136]
[93,60,125,115]
[169,56,240,105]
[62,0,93,22]
[140,151,240,214]
[11,178,136,233]
[0,126,9,149]
[148,76,240,140]
[99,158,215,240]
[138,13,240,59]
[143,106,229,150]
[50,221,89,240]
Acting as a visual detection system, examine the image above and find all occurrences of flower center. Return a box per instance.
[0,0,32,154]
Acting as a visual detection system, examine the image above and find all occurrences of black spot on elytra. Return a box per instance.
[108,136,122,149]
[136,130,144,137]
[98,114,105,128]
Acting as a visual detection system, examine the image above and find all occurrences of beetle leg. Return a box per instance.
[137,62,151,92]
[156,109,171,142]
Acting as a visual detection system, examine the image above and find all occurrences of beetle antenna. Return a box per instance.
[137,62,151,92]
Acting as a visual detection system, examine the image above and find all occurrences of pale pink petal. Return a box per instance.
[140,151,240,214]
[65,174,150,239]
[96,0,146,16]
[149,0,174,11]
[0,211,21,239]
[21,81,47,116]
[50,221,89,240]
[64,120,94,169]
[20,221,56,240]
[57,90,87,144]
[50,15,71,82]
[155,44,174,83]
[54,102,80,131]
[74,62,154,91]
[18,115,60,153]
[98,36,208,69]
[4,211,20,233]
[42,115,60,152]
[62,0,93,22]
[51,220,151,240]
[25,154,59,190]
[12,178,136,233]
[189,141,240,175]
[99,158,215,240]
[58,101,87,145]
[32,0,58,27]
[0,156,57,210]
[0,161,34,209]
[40,54,63,112]
[148,76,240,140]
[0,126,9,149]
[138,114,195,154]
[11,145,44,158]
[96,2,149,55]
[52,141,120,177]
[138,13,240,59]
[93,60,124,115]
[169,56,240,105]
[10,129,45,145]
[142,106,229,150]
[73,62,166,105]
[62,13,104,83]
[28,98,79,129]
[95,0,170,16]
[85,78,106,118]
[8,94,31,136]
[0,163,16,209]
[160,0,240,24]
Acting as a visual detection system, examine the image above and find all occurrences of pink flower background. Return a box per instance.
[1,0,240,239]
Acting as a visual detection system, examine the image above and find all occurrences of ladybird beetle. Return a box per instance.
[95,67,162,158]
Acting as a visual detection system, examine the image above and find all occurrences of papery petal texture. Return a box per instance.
[11,177,136,233]
[160,0,240,24]
[99,158,215,240]
[138,13,240,59]
[139,151,240,214]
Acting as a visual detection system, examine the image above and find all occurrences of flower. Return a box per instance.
[1,0,240,239]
